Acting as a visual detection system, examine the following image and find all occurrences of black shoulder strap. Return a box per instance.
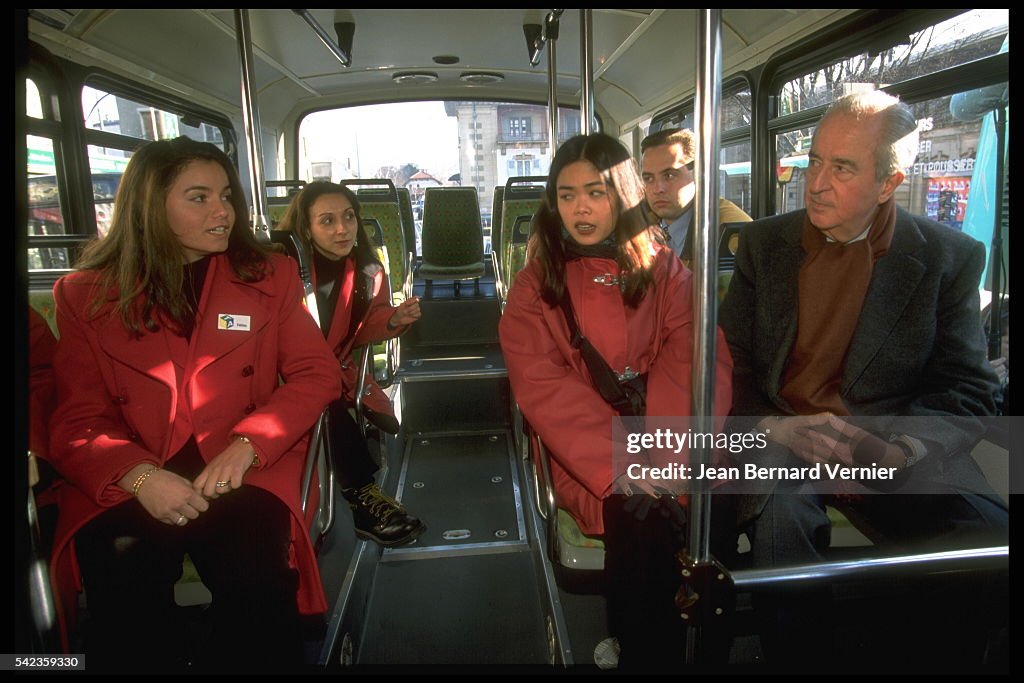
[558,293,636,415]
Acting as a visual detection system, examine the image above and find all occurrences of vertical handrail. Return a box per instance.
[545,10,561,156]
[233,9,270,245]
[579,10,595,135]
[686,8,722,665]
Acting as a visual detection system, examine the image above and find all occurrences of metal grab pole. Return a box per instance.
[292,9,351,67]
[546,11,560,154]
[685,9,722,666]
[579,10,595,135]
[688,8,722,567]
[731,546,1009,591]
[234,9,270,245]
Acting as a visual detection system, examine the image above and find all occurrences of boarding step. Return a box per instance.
[401,378,511,433]
[398,343,506,381]
[405,297,501,347]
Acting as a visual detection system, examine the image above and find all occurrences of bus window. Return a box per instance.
[85,148,128,237]
[771,10,1007,223]
[772,125,813,215]
[82,85,226,149]
[720,141,752,217]
[777,10,1008,116]
[27,164,69,271]
[26,78,43,119]
[299,101,583,257]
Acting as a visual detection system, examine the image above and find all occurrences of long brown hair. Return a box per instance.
[75,136,266,334]
[528,133,659,308]
[273,181,378,270]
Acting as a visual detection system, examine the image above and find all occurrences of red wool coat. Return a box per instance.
[29,306,58,461]
[317,258,408,417]
[48,253,341,648]
[499,247,733,535]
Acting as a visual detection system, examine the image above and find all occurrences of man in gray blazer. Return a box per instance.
[719,90,1007,668]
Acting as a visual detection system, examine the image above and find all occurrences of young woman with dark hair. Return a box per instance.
[276,181,425,547]
[499,132,734,669]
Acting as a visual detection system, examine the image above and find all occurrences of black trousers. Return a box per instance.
[601,494,737,670]
[328,399,378,492]
[74,442,303,672]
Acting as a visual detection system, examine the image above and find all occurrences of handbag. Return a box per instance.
[558,293,647,417]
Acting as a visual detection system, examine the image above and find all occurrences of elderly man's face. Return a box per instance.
[804,112,903,242]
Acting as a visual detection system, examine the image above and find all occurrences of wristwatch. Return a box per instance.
[888,433,924,470]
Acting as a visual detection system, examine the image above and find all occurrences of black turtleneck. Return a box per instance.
[313,249,348,337]
[181,256,211,341]
[560,227,619,261]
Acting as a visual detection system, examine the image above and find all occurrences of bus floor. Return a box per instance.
[313,270,564,668]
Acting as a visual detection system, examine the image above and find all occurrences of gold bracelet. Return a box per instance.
[131,466,159,497]
[235,435,260,467]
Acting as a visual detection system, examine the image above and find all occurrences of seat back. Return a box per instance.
[717,222,744,303]
[526,423,605,571]
[361,218,398,383]
[420,186,484,269]
[490,186,505,259]
[266,179,306,230]
[270,228,336,546]
[504,215,533,292]
[362,218,391,278]
[29,290,59,338]
[396,187,418,261]
[500,177,545,283]
[343,179,408,303]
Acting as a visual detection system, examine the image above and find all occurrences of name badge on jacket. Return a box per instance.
[217,313,252,331]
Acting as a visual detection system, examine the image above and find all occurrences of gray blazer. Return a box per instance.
[720,207,999,490]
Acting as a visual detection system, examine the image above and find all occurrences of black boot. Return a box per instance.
[343,483,425,547]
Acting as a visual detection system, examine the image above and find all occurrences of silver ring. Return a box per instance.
[176,514,187,526]
[215,481,230,488]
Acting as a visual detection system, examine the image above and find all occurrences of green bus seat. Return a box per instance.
[419,187,485,294]
[499,177,544,286]
[344,180,409,304]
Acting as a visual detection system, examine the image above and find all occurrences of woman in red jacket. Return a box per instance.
[499,133,734,669]
[276,182,424,546]
[49,137,342,671]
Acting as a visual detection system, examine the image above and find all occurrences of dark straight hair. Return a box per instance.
[528,132,659,307]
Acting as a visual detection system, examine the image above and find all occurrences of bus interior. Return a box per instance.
[18,8,1009,672]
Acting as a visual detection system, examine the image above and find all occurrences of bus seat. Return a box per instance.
[355,217,397,386]
[500,177,544,286]
[527,424,605,573]
[716,222,744,304]
[491,186,505,264]
[490,188,508,300]
[396,187,417,263]
[29,290,59,338]
[266,179,306,230]
[362,218,392,280]
[344,180,408,304]
[503,215,533,296]
[269,228,338,552]
[419,187,486,295]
